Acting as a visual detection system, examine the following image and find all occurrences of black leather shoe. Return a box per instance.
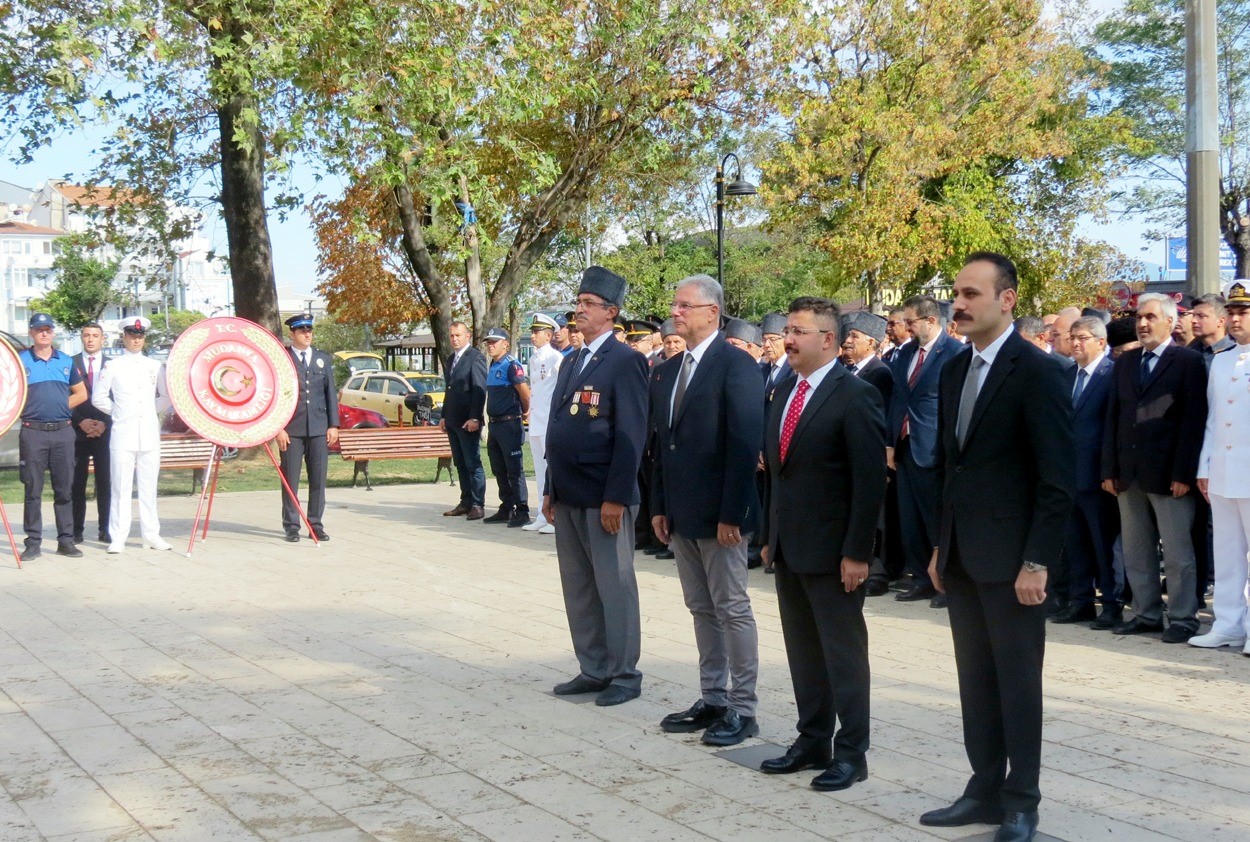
[1161,624,1197,644]
[655,548,675,560]
[759,743,832,775]
[864,576,889,597]
[929,593,948,609]
[312,528,330,541]
[1049,603,1097,624]
[482,507,514,524]
[642,546,662,555]
[507,510,532,528]
[896,582,936,602]
[56,543,84,558]
[465,506,485,521]
[20,546,41,562]
[98,532,112,543]
[701,710,759,746]
[1045,598,1069,617]
[661,699,727,733]
[994,810,1039,841]
[595,684,640,706]
[810,759,868,791]
[284,530,300,543]
[1091,607,1123,630]
[72,533,84,544]
[553,675,610,695]
[1112,617,1164,636]
[919,796,1005,827]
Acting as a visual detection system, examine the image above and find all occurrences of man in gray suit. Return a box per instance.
[277,313,339,542]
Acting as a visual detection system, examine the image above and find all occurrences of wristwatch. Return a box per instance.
[1022,561,1047,574]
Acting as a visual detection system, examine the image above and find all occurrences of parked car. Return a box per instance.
[338,371,443,427]
[1,329,28,470]
[329,404,389,453]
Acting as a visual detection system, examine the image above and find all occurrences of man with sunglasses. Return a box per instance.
[277,313,338,542]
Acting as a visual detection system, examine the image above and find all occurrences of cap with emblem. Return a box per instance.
[1175,293,1195,313]
[578,266,628,308]
[1223,279,1250,306]
[285,313,314,330]
[122,316,152,335]
[760,312,787,337]
[847,311,887,343]
[661,318,678,338]
[29,312,55,329]
[724,318,763,346]
[613,321,626,334]
[625,319,659,340]
[484,327,509,342]
[530,313,559,331]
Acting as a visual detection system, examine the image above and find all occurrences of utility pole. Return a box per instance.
[1186,0,1221,296]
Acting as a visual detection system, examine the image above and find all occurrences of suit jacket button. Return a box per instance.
[955,466,963,473]
[669,444,675,451]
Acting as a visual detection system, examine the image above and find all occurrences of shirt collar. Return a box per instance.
[686,330,718,365]
[583,330,613,356]
[1078,357,1102,378]
[1146,336,1172,356]
[971,324,1015,369]
[796,356,840,392]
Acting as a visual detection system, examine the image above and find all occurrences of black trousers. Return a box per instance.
[20,424,75,547]
[486,417,527,511]
[1063,489,1122,611]
[895,437,940,580]
[447,422,485,507]
[280,433,329,532]
[774,559,870,765]
[72,430,111,538]
[944,553,1046,813]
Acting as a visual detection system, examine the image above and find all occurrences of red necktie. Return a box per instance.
[779,379,810,461]
[87,355,94,390]
[900,346,926,438]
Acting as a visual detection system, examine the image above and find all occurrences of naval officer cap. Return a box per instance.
[29,312,55,329]
[577,266,628,308]
[530,312,560,331]
[122,316,152,335]
[483,327,509,342]
[285,313,314,330]
[760,312,787,337]
[847,311,887,343]
[724,318,763,346]
[1224,279,1250,307]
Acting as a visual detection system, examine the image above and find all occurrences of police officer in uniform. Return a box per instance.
[277,313,339,542]
[18,313,88,561]
[482,328,532,527]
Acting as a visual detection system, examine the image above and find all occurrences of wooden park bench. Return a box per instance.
[336,426,455,491]
[85,432,224,493]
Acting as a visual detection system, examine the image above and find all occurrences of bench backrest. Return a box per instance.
[160,433,220,469]
[337,426,452,459]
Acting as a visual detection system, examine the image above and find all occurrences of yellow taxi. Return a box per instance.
[338,370,445,426]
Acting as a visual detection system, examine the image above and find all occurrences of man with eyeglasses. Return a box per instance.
[886,294,965,605]
[543,267,649,707]
[1050,317,1121,628]
[276,313,339,542]
[882,307,912,364]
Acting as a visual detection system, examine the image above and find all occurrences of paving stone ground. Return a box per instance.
[1,479,1248,841]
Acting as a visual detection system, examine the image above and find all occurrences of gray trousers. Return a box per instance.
[670,532,759,716]
[1118,484,1198,627]
[553,503,642,690]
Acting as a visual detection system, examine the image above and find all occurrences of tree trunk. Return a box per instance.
[217,91,280,334]
[458,174,486,341]
[393,180,454,367]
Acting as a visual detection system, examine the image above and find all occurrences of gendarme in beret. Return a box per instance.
[578,266,627,308]
[760,312,787,337]
[724,318,763,346]
[847,311,887,343]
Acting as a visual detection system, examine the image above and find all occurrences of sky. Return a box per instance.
[3,0,1173,292]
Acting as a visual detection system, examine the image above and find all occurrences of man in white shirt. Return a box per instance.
[93,317,172,553]
[523,313,563,534]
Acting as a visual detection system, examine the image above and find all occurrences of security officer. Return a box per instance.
[482,328,532,527]
[18,313,88,561]
[277,313,339,542]
[92,317,173,553]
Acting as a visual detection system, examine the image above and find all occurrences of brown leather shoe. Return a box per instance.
[443,505,470,516]
[465,506,485,520]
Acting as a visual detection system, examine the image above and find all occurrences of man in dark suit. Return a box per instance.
[277,313,339,542]
[756,313,790,573]
[841,312,894,406]
[441,320,488,520]
[1101,293,1209,642]
[71,322,111,544]
[882,307,911,364]
[651,275,764,746]
[1051,317,1122,628]
[887,295,965,604]
[542,266,649,707]
[757,296,886,792]
[920,252,1074,842]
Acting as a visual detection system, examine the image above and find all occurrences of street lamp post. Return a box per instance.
[715,152,758,285]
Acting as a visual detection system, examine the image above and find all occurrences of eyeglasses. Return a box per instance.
[905,317,932,327]
[1069,334,1099,343]
[781,326,831,337]
[571,297,612,309]
[670,302,717,313]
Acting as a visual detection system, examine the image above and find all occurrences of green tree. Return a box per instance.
[1094,0,1250,277]
[32,235,119,330]
[145,309,208,347]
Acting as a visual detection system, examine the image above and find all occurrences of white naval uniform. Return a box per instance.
[1196,343,1250,640]
[92,351,171,547]
[525,343,564,529]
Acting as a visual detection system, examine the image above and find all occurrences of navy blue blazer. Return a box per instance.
[1066,357,1114,493]
[285,347,339,437]
[544,336,649,508]
[887,331,966,467]
[443,346,488,426]
[763,358,792,412]
[650,337,764,539]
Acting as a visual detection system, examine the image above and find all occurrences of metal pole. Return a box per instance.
[715,162,725,285]
[1186,0,1221,296]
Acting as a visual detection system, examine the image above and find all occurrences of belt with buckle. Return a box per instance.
[489,414,523,422]
[21,420,71,431]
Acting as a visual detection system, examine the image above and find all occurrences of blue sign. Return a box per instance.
[1165,237,1236,273]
